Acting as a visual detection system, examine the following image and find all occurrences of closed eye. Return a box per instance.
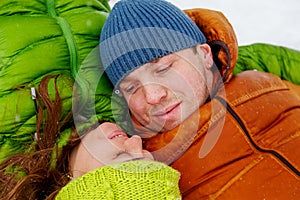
[125,85,136,93]
[114,150,130,159]
[123,82,140,94]
[156,66,170,74]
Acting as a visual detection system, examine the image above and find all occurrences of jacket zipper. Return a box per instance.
[215,96,300,177]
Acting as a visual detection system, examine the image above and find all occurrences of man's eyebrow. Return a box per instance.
[150,54,175,64]
[119,76,136,89]
[150,58,159,64]
[119,78,131,86]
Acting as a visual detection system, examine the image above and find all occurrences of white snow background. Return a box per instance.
[108,0,300,51]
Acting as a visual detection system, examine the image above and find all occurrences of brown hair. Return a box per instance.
[0,75,79,200]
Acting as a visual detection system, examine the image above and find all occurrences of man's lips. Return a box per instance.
[152,102,181,118]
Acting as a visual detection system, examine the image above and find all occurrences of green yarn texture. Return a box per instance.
[56,160,182,200]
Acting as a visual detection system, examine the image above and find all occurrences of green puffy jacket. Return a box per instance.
[0,0,116,162]
[234,43,300,84]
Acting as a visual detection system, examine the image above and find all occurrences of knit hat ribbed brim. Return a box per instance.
[100,0,206,87]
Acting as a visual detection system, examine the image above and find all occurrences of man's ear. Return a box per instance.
[196,44,214,69]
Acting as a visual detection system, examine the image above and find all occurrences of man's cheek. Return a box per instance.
[128,99,145,116]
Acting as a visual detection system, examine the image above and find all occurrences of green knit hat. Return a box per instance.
[56,160,181,200]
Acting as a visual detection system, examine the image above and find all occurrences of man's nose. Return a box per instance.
[143,84,167,104]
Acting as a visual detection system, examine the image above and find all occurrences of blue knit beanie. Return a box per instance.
[100,0,206,87]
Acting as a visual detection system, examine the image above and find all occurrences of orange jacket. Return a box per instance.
[139,8,300,200]
[143,70,300,199]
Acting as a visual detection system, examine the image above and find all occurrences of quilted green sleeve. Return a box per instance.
[0,0,113,162]
[234,43,300,84]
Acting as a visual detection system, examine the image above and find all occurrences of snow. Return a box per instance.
[108,0,300,51]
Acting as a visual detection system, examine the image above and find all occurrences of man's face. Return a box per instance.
[119,44,214,132]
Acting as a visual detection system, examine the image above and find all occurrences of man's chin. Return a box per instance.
[145,121,180,133]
